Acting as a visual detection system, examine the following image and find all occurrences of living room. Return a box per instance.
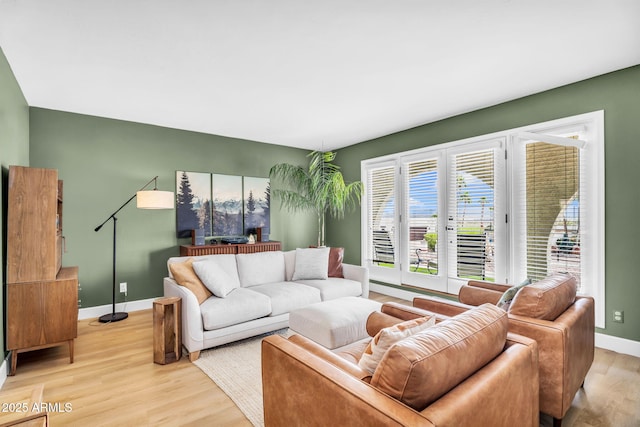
[1,1,639,426]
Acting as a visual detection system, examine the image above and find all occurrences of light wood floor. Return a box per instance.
[1,292,638,426]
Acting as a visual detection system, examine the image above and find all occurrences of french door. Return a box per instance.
[364,139,506,293]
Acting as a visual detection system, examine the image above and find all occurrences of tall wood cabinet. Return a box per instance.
[6,166,79,375]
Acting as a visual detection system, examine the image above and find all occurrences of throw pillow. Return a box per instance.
[496,278,531,310]
[292,247,330,281]
[192,259,237,298]
[168,258,213,304]
[328,247,345,278]
[358,315,436,374]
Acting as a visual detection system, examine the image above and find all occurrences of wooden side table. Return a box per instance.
[153,297,182,365]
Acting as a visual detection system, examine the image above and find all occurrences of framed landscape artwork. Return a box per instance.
[176,171,212,238]
[212,174,243,236]
[175,172,271,239]
[243,176,270,235]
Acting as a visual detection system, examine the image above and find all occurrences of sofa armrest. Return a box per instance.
[412,296,472,317]
[342,263,369,298]
[163,278,205,354]
[262,335,433,426]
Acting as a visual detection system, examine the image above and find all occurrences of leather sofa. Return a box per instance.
[262,303,540,426]
[413,272,595,427]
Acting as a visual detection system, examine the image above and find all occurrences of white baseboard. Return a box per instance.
[78,298,157,320]
[595,332,640,358]
[371,283,640,358]
[370,282,453,303]
[0,358,7,390]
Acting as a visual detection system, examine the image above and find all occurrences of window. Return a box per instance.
[362,111,604,327]
[364,162,398,283]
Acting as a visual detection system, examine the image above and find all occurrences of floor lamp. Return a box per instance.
[94,176,174,323]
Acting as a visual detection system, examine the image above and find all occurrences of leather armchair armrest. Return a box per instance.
[288,334,371,381]
[458,284,504,306]
[467,280,511,293]
[507,297,594,419]
[365,311,404,337]
[366,304,446,337]
[380,301,442,321]
[412,296,471,317]
[262,335,432,426]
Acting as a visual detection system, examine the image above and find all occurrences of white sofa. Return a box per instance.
[163,249,369,361]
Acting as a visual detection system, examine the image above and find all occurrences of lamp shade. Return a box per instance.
[137,190,174,209]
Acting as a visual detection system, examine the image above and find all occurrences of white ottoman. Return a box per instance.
[289,297,382,349]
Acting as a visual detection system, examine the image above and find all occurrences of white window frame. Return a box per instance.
[361,111,605,328]
[509,111,605,328]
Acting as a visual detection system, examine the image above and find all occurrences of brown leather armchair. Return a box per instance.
[262,303,540,427]
[413,273,595,427]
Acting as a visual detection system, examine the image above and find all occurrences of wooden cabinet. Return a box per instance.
[7,167,60,283]
[6,166,78,376]
[179,241,282,256]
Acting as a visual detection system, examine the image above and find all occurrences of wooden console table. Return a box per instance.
[180,241,281,256]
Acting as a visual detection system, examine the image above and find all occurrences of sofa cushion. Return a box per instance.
[284,250,296,281]
[293,277,362,300]
[236,251,285,287]
[328,247,345,278]
[249,282,321,316]
[496,277,531,310]
[200,288,272,330]
[358,315,436,374]
[509,273,577,320]
[168,258,213,304]
[292,247,330,281]
[371,303,507,411]
[192,259,239,298]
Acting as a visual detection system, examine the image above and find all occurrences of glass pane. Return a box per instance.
[406,159,438,275]
[368,166,396,267]
[526,142,581,288]
[452,150,495,281]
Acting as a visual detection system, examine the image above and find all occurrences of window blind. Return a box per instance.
[366,165,396,265]
[448,149,495,281]
[405,158,439,274]
[521,141,582,289]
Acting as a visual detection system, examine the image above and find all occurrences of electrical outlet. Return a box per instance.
[120,282,127,294]
[613,310,624,323]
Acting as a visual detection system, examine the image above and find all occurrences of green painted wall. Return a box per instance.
[0,46,30,356]
[328,65,640,342]
[29,109,315,309]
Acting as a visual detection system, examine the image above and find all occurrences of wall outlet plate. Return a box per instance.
[613,310,624,323]
[120,282,127,293]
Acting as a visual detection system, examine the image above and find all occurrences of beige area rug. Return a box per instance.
[193,329,293,427]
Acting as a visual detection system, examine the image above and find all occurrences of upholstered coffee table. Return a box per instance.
[289,297,382,349]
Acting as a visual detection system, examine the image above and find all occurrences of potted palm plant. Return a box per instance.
[269,151,363,247]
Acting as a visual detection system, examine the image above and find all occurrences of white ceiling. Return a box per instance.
[1,1,639,151]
